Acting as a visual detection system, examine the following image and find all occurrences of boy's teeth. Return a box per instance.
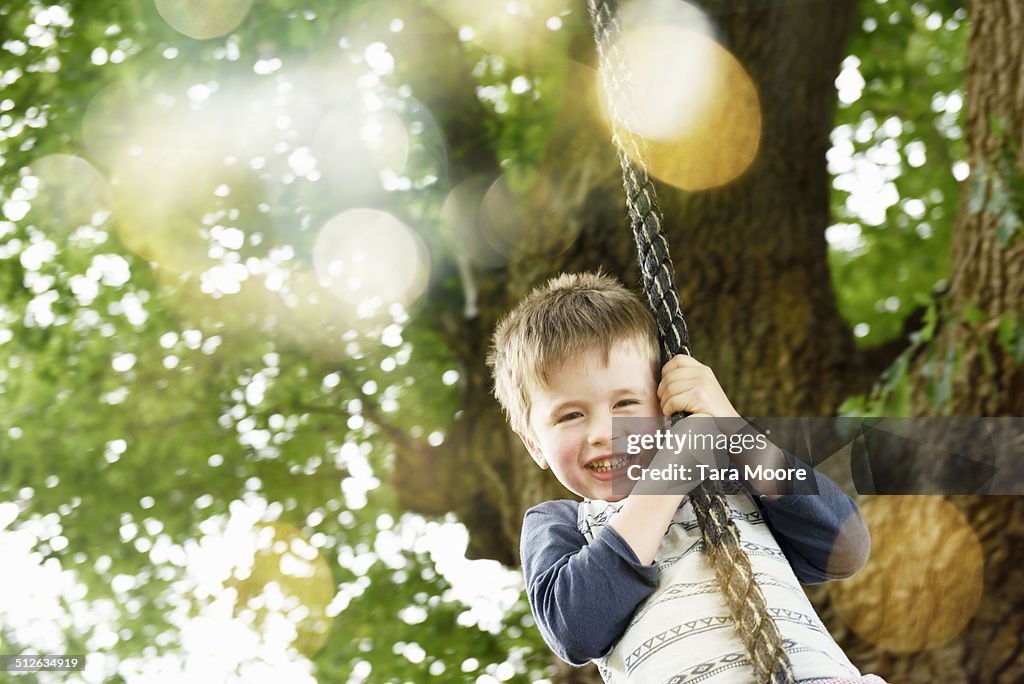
[588,454,630,472]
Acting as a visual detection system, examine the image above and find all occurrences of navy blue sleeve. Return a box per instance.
[744,453,871,584]
[520,500,660,665]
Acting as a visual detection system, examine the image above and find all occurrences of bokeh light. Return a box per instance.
[440,173,574,265]
[264,267,359,350]
[313,94,410,200]
[440,174,539,267]
[430,0,571,64]
[830,497,984,653]
[229,522,334,658]
[313,209,430,315]
[82,84,154,167]
[605,0,718,141]
[80,63,448,314]
[78,66,449,350]
[109,147,233,275]
[441,175,505,268]
[25,154,110,235]
[598,1,761,190]
[480,176,529,258]
[154,0,255,40]
[81,81,276,277]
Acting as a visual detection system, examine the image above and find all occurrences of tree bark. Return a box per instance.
[846,2,1024,682]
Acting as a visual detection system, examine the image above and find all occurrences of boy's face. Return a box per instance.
[517,340,660,502]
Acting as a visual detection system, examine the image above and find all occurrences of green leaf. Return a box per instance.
[926,346,958,409]
[967,162,988,215]
[997,313,1024,365]
[989,114,1009,139]
[989,172,1012,213]
[961,302,986,325]
[920,302,939,341]
[881,348,912,392]
[996,209,1022,247]
[978,337,995,377]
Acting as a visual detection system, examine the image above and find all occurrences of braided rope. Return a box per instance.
[585,2,795,681]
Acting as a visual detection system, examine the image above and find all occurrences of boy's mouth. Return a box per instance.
[586,454,631,473]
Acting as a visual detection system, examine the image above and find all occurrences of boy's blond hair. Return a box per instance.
[487,271,660,433]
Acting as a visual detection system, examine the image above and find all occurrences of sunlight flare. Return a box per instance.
[313,209,430,313]
[154,0,254,40]
[25,154,110,235]
[597,1,762,190]
[829,497,984,653]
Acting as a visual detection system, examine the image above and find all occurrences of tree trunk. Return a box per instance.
[842,2,1024,682]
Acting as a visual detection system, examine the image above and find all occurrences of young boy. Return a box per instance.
[487,272,877,683]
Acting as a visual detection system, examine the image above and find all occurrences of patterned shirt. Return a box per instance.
[521,469,869,683]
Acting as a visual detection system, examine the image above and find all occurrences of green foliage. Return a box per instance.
[997,313,1024,365]
[1,0,553,679]
[829,0,967,346]
[841,296,1024,418]
[829,0,1013,420]
[467,43,572,194]
[314,518,550,683]
[967,116,1024,247]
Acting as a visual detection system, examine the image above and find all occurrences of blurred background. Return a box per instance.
[2,0,1022,682]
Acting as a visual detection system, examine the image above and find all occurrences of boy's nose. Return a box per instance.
[587,417,613,446]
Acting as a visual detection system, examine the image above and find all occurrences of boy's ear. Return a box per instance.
[516,430,548,469]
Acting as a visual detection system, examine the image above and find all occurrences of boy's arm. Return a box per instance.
[744,451,871,584]
[521,500,660,665]
[607,493,687,565]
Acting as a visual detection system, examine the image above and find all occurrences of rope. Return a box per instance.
[585,1,795,681]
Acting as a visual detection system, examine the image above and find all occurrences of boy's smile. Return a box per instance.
[517,340,660,502]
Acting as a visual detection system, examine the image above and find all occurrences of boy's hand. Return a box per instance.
[658,355,740,418]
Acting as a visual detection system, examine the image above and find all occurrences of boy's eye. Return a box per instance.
[556,412,582,424]
[615,400,638,408]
